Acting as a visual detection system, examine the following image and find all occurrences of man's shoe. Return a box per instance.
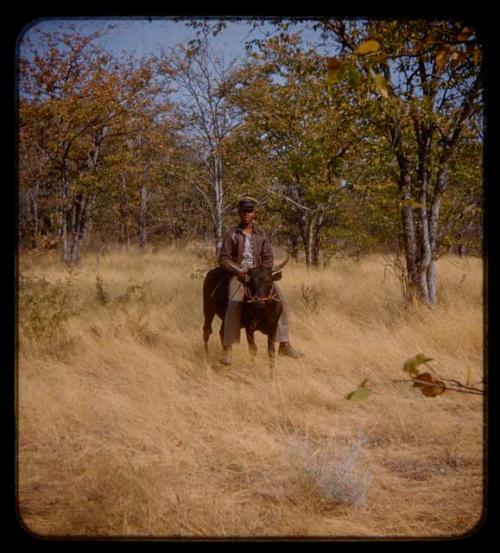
[221,346,232,365]
[278,342,303,359]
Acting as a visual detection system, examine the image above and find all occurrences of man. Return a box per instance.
[218,197,303,365]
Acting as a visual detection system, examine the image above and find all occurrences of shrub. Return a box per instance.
[300,283,320,312]
[19,270,79,338]
[289,432,372,506]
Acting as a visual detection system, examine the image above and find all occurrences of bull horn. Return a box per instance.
[272,254,289,273]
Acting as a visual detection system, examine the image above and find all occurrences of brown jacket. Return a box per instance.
[218,224,274,273]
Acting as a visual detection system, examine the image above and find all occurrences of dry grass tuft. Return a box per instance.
[17,247,484,538]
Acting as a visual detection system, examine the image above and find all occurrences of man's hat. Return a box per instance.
[238,197,258,212]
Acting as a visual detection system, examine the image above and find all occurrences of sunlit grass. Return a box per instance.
[17,245,484,537]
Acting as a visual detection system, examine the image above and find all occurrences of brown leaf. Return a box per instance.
[413,372,446,397]
[450,50,466,67]
[457,26,474,41]
[474,49,481,66]
[435,45,451,74]
[325,57,342,71]
[412,372,434,388]
[422,380,446,397]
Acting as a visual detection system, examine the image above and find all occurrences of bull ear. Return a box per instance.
[272,271,282,281]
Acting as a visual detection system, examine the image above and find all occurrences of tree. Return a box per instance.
[156,35,244,255]
[319,19,483,303]
[19,26,163,263]
[227,34,362,267]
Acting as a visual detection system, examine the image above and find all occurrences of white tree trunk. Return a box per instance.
[214,154,224,256]
[139,185,148,253]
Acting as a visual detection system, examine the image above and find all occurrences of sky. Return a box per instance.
[18,17,333,62]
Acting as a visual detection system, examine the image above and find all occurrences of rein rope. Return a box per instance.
[244,282,281,304]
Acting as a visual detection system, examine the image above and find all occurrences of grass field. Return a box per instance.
[17,244,485,538]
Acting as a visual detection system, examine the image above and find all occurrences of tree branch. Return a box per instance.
[194,184,216,225]
[267,187,310,212]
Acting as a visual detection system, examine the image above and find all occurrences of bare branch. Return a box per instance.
[194,184,216,225]
[393,378,484,395]
[268,187,310,212]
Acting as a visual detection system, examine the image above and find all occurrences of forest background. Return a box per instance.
[18,17,483,303]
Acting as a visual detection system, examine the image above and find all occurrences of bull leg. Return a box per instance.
[203,310,215,354]
[267,332,276,369]
[267,318,280,370]
[245,328,257,358]
[219,321,225,346]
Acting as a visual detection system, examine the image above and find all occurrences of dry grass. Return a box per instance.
[17,244,485,538]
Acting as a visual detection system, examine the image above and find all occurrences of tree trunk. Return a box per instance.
[214,153,224,256]
[401,210,434,305]
[289,234,299,261]
[427,259,437,304]
[119,176,130,250]
[27,183,40,250]
[60,161,84,265]
[299,212,313,269]
[401,177,442,305]
[400,170,425,303]
[61,159,72,265]
[306,216,315,268]
[300,209,323,269]
[139,184,148,253]
[62,193,92,265]
[82,195,94,249]
[312,207,325,268]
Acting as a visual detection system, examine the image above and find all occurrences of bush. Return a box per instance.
[19,270,79,338]
[288,432,372,506]
[300,283,321,312]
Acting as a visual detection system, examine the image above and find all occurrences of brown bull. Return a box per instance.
[202,257,288,368]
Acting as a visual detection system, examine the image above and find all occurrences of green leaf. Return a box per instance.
[368,66,389,98]
[346,379,373,401]
[346,64,361,88]
[403,353,434,376]
[355,39,381,55]
[327,69,340,85]
[466,366,472,387]
[372,73,389,98]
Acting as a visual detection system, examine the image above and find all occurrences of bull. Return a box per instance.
[202,257,289,368]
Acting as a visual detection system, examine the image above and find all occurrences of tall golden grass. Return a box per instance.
[17,244,484,538]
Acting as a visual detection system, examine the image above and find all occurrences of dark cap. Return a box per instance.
[238,197,257,212]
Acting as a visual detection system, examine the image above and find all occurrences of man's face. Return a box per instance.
[239,209,256,225]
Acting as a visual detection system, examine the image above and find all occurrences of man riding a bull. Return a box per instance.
[218,196,303,365]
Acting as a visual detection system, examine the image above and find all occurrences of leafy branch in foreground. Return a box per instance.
[345,353,483,401]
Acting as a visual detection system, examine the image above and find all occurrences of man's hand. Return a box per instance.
[237,269,249,282]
